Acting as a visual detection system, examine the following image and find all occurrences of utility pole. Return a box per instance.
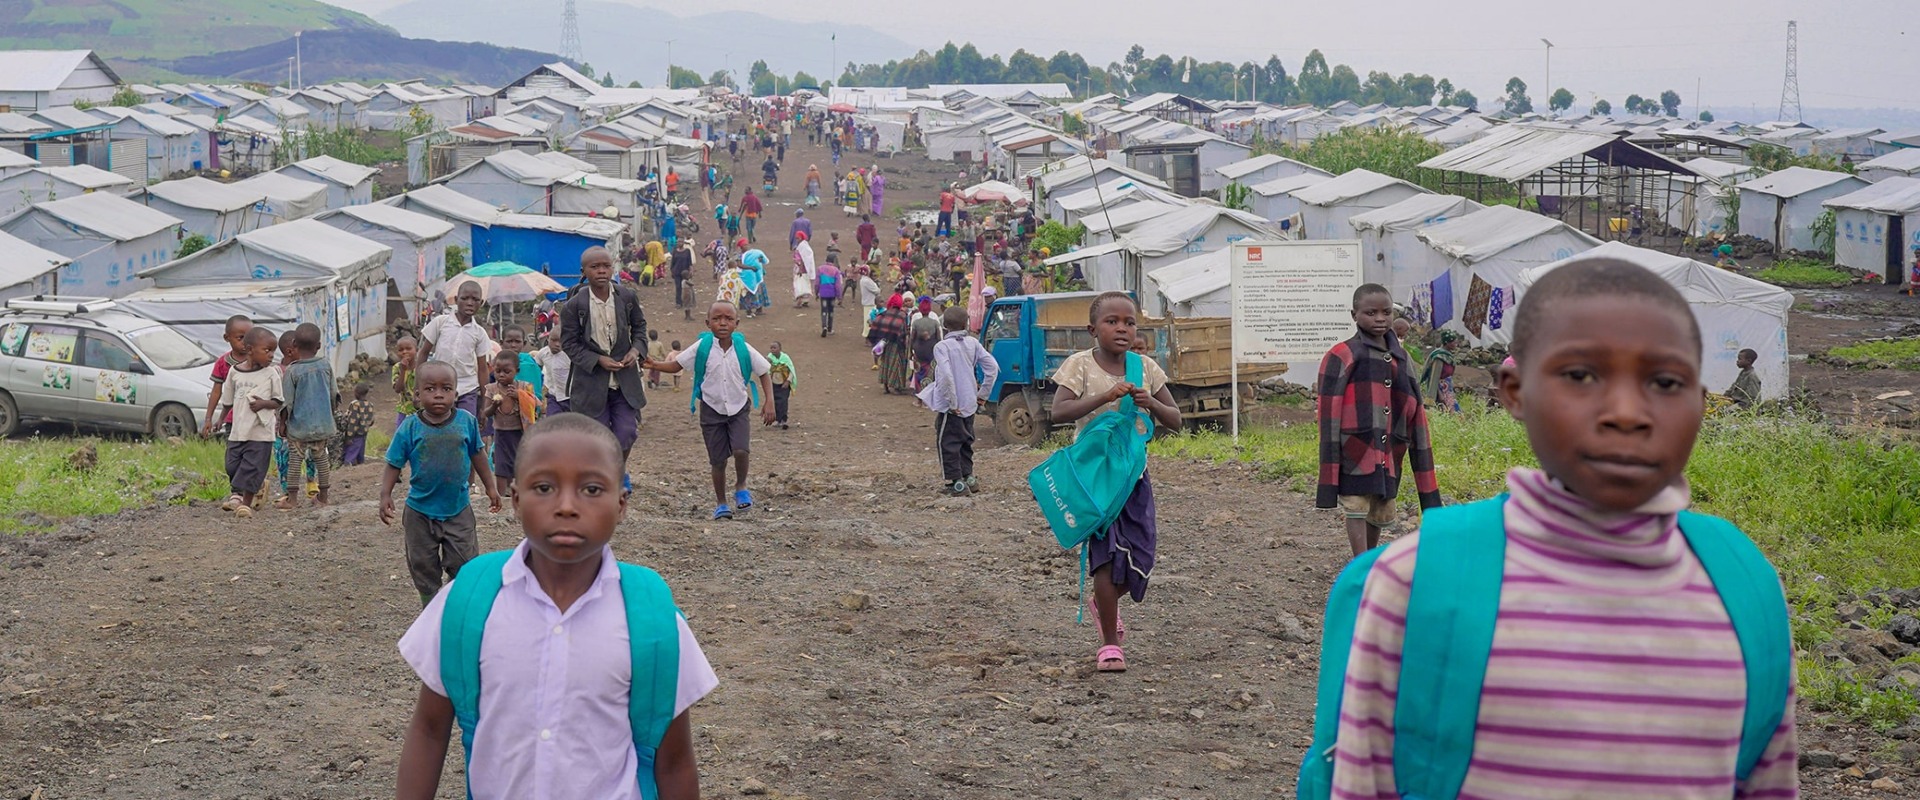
[559,0,582,63]
[1778,20,1802,122]
[665,39,676,89]
[295,31,302,88]
[1540,38,1554,115]
[1696,76,1702,121]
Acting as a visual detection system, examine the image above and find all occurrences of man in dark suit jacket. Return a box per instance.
[561,247,647,471]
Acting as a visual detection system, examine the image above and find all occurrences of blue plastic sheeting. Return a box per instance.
[468,225,604,288]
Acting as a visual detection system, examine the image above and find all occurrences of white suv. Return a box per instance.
[0,297,217,438]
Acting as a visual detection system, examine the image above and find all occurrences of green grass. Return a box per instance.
[1150,405,1920,729]
[0,436,229,533]
[1754,259,1855,288]
[1828,339,1920,370]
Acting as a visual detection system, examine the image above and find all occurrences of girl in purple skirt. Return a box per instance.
[1048,292,1183,672]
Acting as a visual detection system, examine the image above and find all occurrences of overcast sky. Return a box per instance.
[332,0,1918,112]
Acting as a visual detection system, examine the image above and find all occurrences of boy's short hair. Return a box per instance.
[1511,258,1699,363]
[416,360,457,383]
[1353,283,1391,308]
[942,305,968,331]
[242,327,278,347]
[503,325,526,339]
[1087,290,1136,323]
[521,412,624,472]
[393,334,417,348]
[354,383,371,399]
[292,323,323,353]
[493,350,519,367]
[223,314,252,333]
[278,329,299,349]
[1739,348,1758,360]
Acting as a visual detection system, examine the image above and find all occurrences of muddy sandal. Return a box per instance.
[1087,595,1126,644]
[1096,645,1127,672]
[221,494,244,512]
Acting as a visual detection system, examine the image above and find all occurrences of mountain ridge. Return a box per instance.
[0,0,391,61]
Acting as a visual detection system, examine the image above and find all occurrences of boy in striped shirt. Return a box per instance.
[1330,260,1798,798]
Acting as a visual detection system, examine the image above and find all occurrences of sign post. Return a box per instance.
[1228,240,1364,441]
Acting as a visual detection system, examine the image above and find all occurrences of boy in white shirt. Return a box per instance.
[643,301,775,520]
[538,329,572,415]
[216,327,284,513]
[417,282,494,418]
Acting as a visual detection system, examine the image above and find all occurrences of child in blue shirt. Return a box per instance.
[380,361,503,604]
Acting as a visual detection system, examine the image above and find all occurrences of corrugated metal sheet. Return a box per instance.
[109,137,146,182]
[1420,124,1692,182]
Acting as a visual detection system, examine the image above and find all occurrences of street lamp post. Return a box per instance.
[1541,38,1554,114]
[665,39,676,89]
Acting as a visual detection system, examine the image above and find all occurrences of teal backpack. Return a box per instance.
[439,550,682,799]
[1296,496,1791,800]
[689,331,758,413]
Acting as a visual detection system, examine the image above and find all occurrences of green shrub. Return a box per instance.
[1827,339,1920,370]
[1754,260,1853,287]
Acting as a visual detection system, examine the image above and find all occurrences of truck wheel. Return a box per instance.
[0,391,17,438]
[995,393,1048,448]
[151,403,194,439]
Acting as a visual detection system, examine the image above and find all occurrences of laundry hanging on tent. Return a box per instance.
[1488,287,1506,331]
[1428,273,1454,328]
[1410,284,1430,327]
[1462,275,1493,338]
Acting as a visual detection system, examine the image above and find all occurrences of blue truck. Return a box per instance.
[979,291,1286,446]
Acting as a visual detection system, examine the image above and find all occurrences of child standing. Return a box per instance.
[1728,347,1762,407]
[341,383,375,465]
[1316,284,1441,557]
[918,306,999,496]
[502,325,543,401]
[665,340,684,391]
[646,330,670,389]
[643,301,776,520]
[480,352,537,496]
[1318,259,1797,798]
[417,282,493,419]
[816,256,843,336]
[395,414,718,800]
[280,324,338,509]
[1049,292,1182,672]
[201,314,253,438]
[392,336,419,427]
[766,342,795,429]
[380,361,502,604]
[538,329,572,415]
[217,327,282,513]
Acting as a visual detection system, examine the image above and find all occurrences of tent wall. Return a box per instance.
[1834,207,1920,279]
[442,166,547,214]
[1432,229,1601,346]
[1304,186,1428,241]
[469,226,615,287]
[142,197,257,241]
[317,216,456,317]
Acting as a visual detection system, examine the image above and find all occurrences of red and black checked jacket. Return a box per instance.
[1315,331,1441,510]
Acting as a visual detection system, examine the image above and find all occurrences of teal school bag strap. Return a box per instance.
[1296,544,1392,799]
[1676,511,1792,782]
[730,332,758,408]
[1393,495,1507,799]
[689,332,714,413]
[617,562,683,799]
[437,549,515,788]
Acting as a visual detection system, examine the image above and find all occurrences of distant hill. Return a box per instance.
[377,0,913,87]
[141,29,565,85]
[0,0,391,61]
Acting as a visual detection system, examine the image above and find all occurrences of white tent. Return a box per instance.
[1051,177,1188,228]
[1246,171,1334,226]
[0,192,180,298]
[1823,177,1920,280]
[276,155,378,208]
[1145,247,1231,317]
[1347,194,1486,295]
[1414,205,1603,345]
[0,165,135,216]
[141,176,265,241]
[1117,205,1276,314]
[135,220,393,368]
[1520,241,1793,399]
[1859,149,1920,184]
[1735,167,1870,252]
[238,172,330,222]
[1291,169,1430,241]
[315,203,458,320]
[0,228,71,303]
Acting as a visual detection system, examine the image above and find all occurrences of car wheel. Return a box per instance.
[0,391,16,438]
[151,402,194,439]
[994,391,1049,448]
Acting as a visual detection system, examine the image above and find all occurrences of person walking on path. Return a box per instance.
[918,305,999,496]
[791,232,817,309]
[870,296,914,395]
[869,167,886,216]
[560,247,648,490]
[740,188,764,244]
[856,214,878,263]
[804,165,822,207]
[766,342,796,429]
[789,209,812,249]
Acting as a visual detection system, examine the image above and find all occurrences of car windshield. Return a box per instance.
[129,326,216,370]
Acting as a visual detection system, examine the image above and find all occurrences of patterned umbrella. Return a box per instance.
[443,262,566,304]
[959,180,1030,206]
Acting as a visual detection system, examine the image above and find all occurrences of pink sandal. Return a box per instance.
[1087,594,1126,644]
[1096,644,1127,672]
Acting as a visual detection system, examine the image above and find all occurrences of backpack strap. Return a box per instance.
[688,332,714,413]
[617,562,682,800]
[1122,351,1152,439]
[730,332,758,409]
[1296,544,1393,798]
[437,549,515,790]
[1676,511,1792,782]
[1393,495,1508,799]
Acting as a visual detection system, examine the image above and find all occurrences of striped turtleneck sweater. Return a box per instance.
[1330,467,1798,799]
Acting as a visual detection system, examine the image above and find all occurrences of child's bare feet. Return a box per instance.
[274,497,296,511]
[312,489,330,506]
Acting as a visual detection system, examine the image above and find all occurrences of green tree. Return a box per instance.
[1659,89,1682,117]
[1436,78,1455,105]
[1549,87,1574,113]
[1256,126,1446,191]
[1328,64,1361,103]
[1591,98,1612,115]
[1502,76,1532,114]
[175,234,212,260]
[577,63,595,80]
[1699,109,1716,123]
[1625,93,1648,114]
[109,86,143,107]
[1298,49,1331,105]
[1221,182,1252,212]
[792,71,819,89]
[708,69,733,89]
[1452,90,1479,110]
[669,66,702,89]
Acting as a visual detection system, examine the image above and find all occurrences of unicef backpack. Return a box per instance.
[689,331,758,413]
[439,550,682,799]
[1027,351,1151,551]
[1296,496,1792,800]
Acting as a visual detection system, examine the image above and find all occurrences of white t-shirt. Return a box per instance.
[674,337,771,416]
[538,348,573,402]
[420,312,494,395]
[219,365,283,442]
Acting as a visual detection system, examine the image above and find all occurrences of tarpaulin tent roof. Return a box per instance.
[118,111,198,137]
[0,113,53,134]
[238,172,328,220]
[20,191,181,240]
[1680,157,1759,185]
[1418,124,1695,182]
[1248,172,1333,198]
[1029,155,1170,192]
[329,204,455,242]
[0,228,71,288]
[1082,201,1190,236]
[145,176,266,213]
[388,184,506,226]
[496,213,626,238]
[280,155,378,188]
[1146,247,1230,304]
[1858,149,1920,175]
[1735,166,1862,198]
[1054,177,1189,216]
[0,50,120,92]
[1122,205,1275,257]
[35,165,133,190]
[139,219,391,288]
[0,149,37,170]
[1214,154,1305,181]
[466,149,576,185]
[1289,169,1426,207]
[1043,241,1131,266]
[1823,177,1920,216]
[1416,204,1599,263]
[534,151,600,174]
[1348,194,1486,234]
[32,105,106,130]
